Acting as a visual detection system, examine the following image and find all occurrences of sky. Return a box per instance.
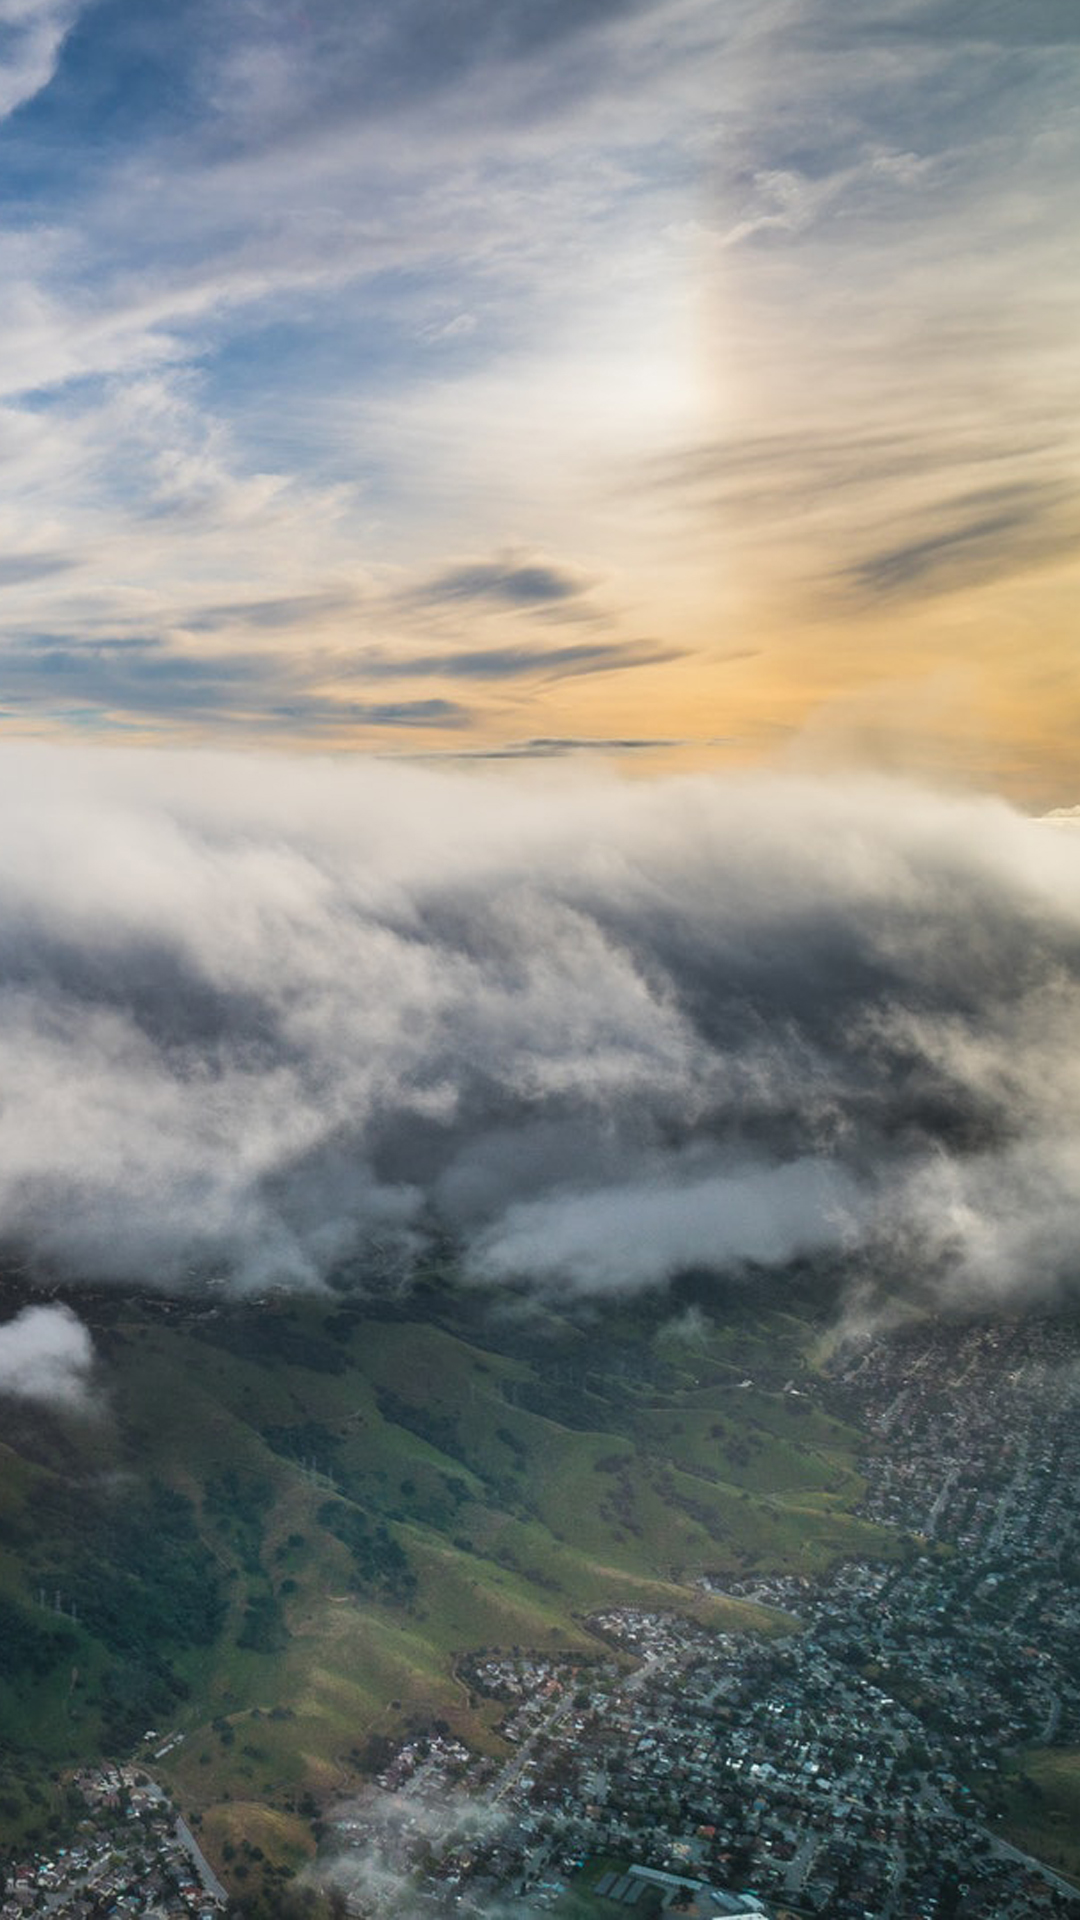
[1,3,1079,1371]
[0,0,1077,797]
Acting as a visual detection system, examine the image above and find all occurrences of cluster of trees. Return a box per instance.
[28,1477,227,1746]
[261,1422,343,1473]
[375,1387,461,1460]
[237,1592,289,1654]
[0,1596,75,1682]
[37,1479,225,1658]
[205,1469,274,1577]
[316,1498,416,1602]
[193,1310,347,1375]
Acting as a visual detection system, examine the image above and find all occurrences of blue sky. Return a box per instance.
[0,0,1077,793]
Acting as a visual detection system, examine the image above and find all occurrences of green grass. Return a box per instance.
[999,1749,1080,1888]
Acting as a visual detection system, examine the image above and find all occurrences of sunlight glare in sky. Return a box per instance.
[0,0,1075,798]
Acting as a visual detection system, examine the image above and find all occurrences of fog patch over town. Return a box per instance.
[314,1783,511,1919]
[0,746,1078,1332]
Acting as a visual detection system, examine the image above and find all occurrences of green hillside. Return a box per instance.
[0,1270,898,1888]
[998,1749,1080,1888]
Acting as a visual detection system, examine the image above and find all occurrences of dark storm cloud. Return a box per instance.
[1,749,1080,1320]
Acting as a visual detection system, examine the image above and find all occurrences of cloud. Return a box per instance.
[186,590,363,635]
[0,0,82,122]
[0,1303,95,1408]
[0,626,674,731]
[0,748,1077,1322]
[192,0,683,160]
[318,1781,509,1917]
[641,0,1080,654]
[0,525,671,728]
[0,637,473,734]
[472,1160,860,1292]
[416,557,592,608]
[360,641,679,685]
[0,551,79,584]
[0,0,1074,790]
[445,734,690,758]
[847,480,1080,601]
[0,0,721,753]
[861,0,1080,49]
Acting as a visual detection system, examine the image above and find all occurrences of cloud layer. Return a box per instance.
[0,748,1079,1320]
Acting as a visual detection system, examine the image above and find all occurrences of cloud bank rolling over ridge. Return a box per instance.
[0,749,1078,1341]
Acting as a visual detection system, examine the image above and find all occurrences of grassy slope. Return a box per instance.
[999,1749,1080,1889]
[0,1278,895,1877]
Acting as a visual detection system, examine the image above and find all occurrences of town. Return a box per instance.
[0,1769,225,1920]
[323,1316,1080,1919]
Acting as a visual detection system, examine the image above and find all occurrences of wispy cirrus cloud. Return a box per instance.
[0,0,718,749]
[846,480,1080,601]
[0,0,1075,776]
[0,637,475,736]
[0,0,84,122]
[697,1,1080,611]
[355,640,678,686]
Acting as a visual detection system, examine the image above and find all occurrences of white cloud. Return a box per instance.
[0,0,725,703]
[472,1160,860,1292]
[0,0,82,122]
[0,748,1075,1317]
[0,1303,95,1408]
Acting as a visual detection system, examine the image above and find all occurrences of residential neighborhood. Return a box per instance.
[325,1317,1080,1919]
[0,1769,225,1920]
